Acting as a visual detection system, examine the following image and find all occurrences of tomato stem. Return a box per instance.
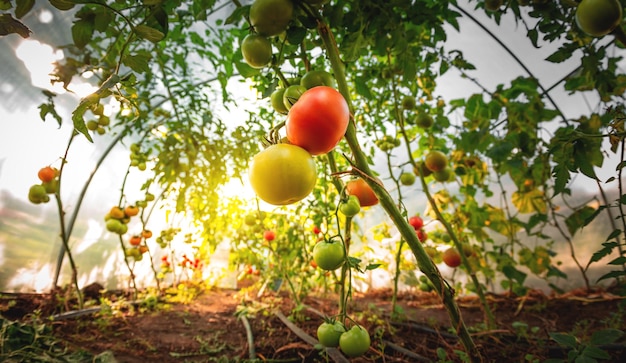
[316,17,483,362]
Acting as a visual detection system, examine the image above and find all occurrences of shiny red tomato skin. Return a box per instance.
[286,86,349,156]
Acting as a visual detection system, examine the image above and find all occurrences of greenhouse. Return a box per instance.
[0,0,625,362]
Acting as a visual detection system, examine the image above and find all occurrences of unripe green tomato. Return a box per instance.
[282,84,307,110]
[399,172,416,186]
[300,70,336,89]
[339,195,360,217]
[87,120,99,131]
[317,321,345,347]
[402,95,416,110]
[313,240,345,270]
[270,88,289,114]
[575,0,622,37]
[249,0,294,37]
[415,112,434,129]
[241,34,273,69]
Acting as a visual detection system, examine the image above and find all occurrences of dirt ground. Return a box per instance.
[2,284,626,363]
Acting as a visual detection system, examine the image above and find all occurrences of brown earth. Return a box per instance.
[2,284,626,362]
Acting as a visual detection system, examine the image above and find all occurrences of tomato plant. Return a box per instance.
[313,240,345,271]
[345,178,379,207]
[339,325,371,358]
[286,86,350,155]
[317,321,345,348]
[248,143,317,205]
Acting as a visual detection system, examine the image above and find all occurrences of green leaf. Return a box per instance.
[512,189,546,214]
[123,51,152,73]
[580,345,611,360]
[354,77,372,99]
[72,18,94,49]
[49,0,75,11]
[549,332,578,349]
[15,0,35,19]
[72,101,94,143]
[502,265,527,284]
[596,270,626,283]
[0,0,11,11]
[589,329,624,346]
[608,256,626,265]
[365,263,381,271]
[0,13,31,38]
[225,5,249,25]
[134,24,165,43]
[565,206,596,236]
[286,26,306,45]
[587,242,619,266]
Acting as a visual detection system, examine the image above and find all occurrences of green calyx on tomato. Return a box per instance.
[249,143,317,206]
[249,0,294,37]
[283,84,307,110]
[286,86,350,155]
[300,70,336,89]
[241,34,272,69]
[313,240,345,270]
[339,195,360,217]
[575,0,622,37]
[317,321,345,347]
[339,325,371,358]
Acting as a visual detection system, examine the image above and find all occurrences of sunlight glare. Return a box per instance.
[15,40,66,94]
[38,9,54,23]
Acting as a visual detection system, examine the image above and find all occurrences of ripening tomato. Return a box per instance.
[286,86,350,155]
[129,235,142,246]
[249,143,317,205]
[124,205,139,217]
[142,229,153,239]
[38,166,56,183]
[442,247,462,268]
[345,178,379,207]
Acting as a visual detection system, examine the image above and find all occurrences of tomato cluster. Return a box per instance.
[317,321,371,358]
[28,166,60,204]
[409,215,428,243]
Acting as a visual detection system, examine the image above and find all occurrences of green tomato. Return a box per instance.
[575,0,622,37]
[282,84,307,110]
[415,112,434,128]
[313,240,345,271]
[249,0,294,37]
[339,325,371,358]
[433,167,452,182]
[339,195,360,217]
[401,95,416,110]
[241,34,272,69]
[300,70,336,89]
[399,172,416,186]
[270,88,289,114]
[317,321,345,347]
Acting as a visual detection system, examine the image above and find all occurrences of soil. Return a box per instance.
[2,283,626,363]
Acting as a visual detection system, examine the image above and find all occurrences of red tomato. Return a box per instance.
[346,178,379,207]
[263,230,276,241]
[286,86,349,155]
[416,229,428,243]
[312,225,322,234]
[409,216,424,230]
